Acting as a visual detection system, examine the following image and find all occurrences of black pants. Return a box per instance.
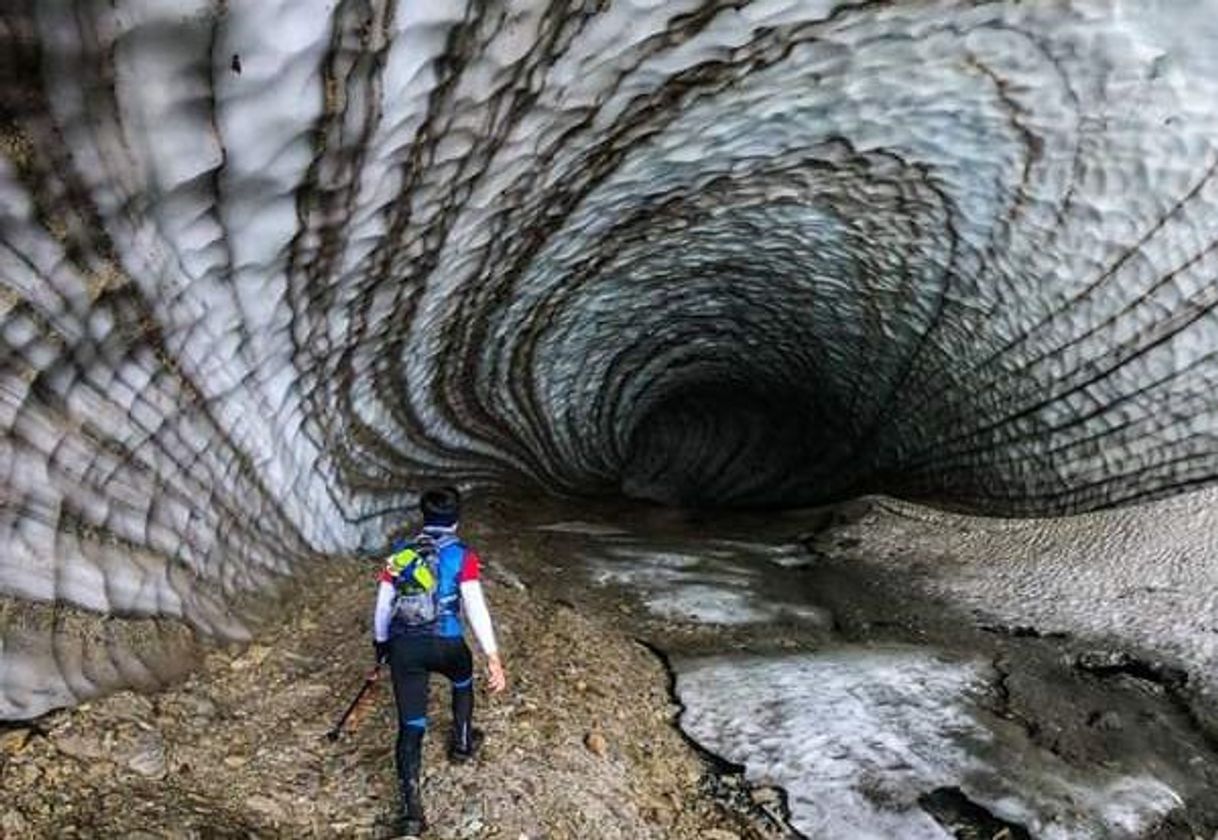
[388,634,474,734]
[388,635,474,789]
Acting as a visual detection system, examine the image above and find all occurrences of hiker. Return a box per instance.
[372,487,507,836]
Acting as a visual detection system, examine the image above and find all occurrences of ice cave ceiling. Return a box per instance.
[3,0,1218,716]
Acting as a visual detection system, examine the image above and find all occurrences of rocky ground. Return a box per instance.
[7,492,1217,839]
[0,509,797,839]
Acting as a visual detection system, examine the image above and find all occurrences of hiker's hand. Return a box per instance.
[374,640,390,666]
[486,653,506,693]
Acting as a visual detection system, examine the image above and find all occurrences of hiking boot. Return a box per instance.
[448,724,483,763]
[449,681,480,762]
[394,728,426,836]
[393,768,427,836]
[392,809,426,838]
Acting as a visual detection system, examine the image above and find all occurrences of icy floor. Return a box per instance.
[533,520,632,537]
[676,650,1182,840]
[540,520,1188,839]
[679,649,984,839]
[578,539,828,627]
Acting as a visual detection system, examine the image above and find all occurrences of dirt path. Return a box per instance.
[0,522,780,839]
[13,491,1210,838]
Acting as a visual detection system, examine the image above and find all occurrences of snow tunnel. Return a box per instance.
[2,0,1218,718]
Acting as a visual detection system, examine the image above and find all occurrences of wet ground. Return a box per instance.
[3,492,1216,839]
[504,496,1218,839]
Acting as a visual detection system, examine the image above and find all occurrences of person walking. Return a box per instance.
[372,487,506,837]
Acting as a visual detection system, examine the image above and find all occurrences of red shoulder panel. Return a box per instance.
[458,548,481,583]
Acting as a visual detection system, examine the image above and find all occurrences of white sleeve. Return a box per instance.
[460,580,498,656]
[373,581,395,642]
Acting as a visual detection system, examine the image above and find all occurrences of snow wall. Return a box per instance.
[3,0,1218,717]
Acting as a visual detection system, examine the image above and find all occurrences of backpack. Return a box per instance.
[389,534,442,628]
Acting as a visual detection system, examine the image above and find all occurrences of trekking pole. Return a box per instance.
[326,665,382,741]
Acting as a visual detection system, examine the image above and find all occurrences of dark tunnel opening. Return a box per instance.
[620,378,847,509]
[4,0,1218,722]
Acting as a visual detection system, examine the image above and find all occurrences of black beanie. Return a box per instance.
[419,487,460,527]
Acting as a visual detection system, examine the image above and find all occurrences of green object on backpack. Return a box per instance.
[390,535,440,627]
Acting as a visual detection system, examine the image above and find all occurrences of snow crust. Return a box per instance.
[834,490,1218,710]
[678,649,1184,839]
[585,540,831,627]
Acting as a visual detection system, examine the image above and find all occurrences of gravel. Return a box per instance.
[0,527,779,839]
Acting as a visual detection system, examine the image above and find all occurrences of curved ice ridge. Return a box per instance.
[3,1,1218,716]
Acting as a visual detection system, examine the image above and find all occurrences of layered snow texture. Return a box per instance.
[3,0,1218,716]
[836,492,1218,733]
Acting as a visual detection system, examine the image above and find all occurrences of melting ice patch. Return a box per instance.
[584,544,830,627]
[534,521,631,536]
[675,649,1182,839]
[678,649,984,839]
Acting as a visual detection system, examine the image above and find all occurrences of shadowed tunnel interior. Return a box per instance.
[3,0,1218,717]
